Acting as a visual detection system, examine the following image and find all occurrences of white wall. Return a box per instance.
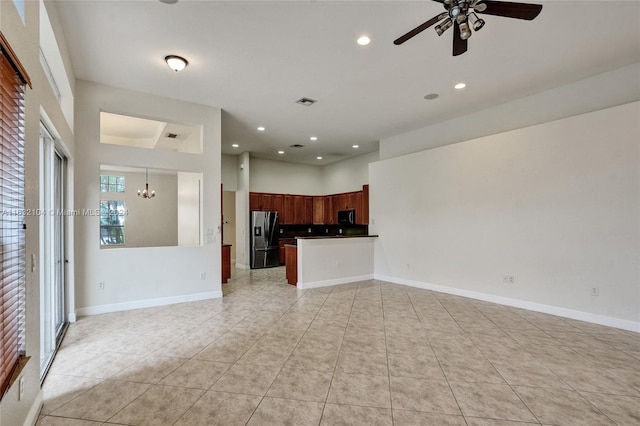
[177,171,202,247]
[0,0,76,424]
[380,63,640,161]
[371,102,640,330]
[322,151,378,194]
[235,152,251,269]
[74,80,222,315]
[250,157,324,194]
[221,154,238,191]
[99,170,178,248]
[223,191,236,262]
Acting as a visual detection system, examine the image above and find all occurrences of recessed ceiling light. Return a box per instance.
[277,150,285,155]
[310,136,318,141]
[165,55,188,72]
[352,145,360,149]
[317,156,323,160]
[454,82,466,90]
[257,126,266,131]
[357,36,371,46]
[424,93,439,100]
[231,144,239,148]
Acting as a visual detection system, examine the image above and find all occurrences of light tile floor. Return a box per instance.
[38,267,640,425]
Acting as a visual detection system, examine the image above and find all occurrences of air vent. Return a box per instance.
[290,144,304,148]
[295,97,317,106]
[166,133,178,139]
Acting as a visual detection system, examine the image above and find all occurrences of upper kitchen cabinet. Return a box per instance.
[313,196,324,225]
[323,196,334,224]
[272,194,284,223]
[249,185,369,225]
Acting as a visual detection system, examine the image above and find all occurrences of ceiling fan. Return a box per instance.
[394,0,542,56]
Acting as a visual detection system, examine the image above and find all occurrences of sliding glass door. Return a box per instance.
[40,125,68,378]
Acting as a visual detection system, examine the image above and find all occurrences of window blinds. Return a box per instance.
[0,31,29,398]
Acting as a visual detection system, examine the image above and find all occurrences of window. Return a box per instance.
[100,175,125,193]
[1,31,31,398]
[100,200,126,246]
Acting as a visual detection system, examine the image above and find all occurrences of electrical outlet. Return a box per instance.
[591,287,599,296]
[503,275,515,284]
[509,275,515,284]
[18,377,24,401]
[98,281,105,290]
[200,272,206,280]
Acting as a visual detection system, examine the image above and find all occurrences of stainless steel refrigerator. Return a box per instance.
[250,211,280,269]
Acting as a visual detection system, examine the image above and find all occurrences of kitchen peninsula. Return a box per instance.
[286,235,377,289]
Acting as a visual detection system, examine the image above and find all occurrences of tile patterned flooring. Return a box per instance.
[38,267,640,425]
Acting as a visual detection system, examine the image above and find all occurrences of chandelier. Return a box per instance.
[138,168,156,199]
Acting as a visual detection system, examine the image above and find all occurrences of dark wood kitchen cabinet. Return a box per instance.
[249,192,261,210]
[249,185,369,226]
[303,196,313,224]
[313,196,324,224]
[273,194,284,221]
[222,244,231,283]
[323,195,334,224]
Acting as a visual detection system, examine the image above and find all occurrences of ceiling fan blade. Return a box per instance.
[394,13,447,45]
[452,22,468,56]
[477,1,542,20]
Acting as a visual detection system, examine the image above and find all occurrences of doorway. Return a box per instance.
[40,124,68,379]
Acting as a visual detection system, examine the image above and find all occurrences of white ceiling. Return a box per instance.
[55,0,640,165]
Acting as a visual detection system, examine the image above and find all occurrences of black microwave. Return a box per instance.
[338,210,355,225]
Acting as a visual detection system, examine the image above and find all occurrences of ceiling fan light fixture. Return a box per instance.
[435,18,453,36]
[165,55,188,72]
[459,21,472,40]
[468,12,485,31]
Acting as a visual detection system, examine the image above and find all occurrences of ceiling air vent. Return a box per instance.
[290,144,304,148]
[166,133,178,139]
[295,97,317,106]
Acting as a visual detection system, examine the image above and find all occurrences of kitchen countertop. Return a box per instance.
[295,235,378,240]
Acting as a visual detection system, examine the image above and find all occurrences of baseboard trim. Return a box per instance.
[235,263,250,270]
[24,389,42,426]
[298,274,374,290]
[375,274,639,333]
[76,291,223,317]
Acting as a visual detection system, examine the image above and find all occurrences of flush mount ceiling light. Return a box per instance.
[310,136,318,141]
[232,144,239,148]
[316,156,323,160]
[454,82,466,89]
[165,55,188,72]
[257,126,266,131]
[277,150,285,155]
[357,36,371,46]
[296,97,317,106]
[424,93,439,100]
[352,145,360,149]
